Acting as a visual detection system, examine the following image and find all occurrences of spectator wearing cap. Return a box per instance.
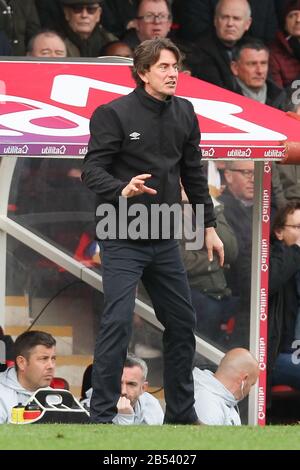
[269,0,300,88]
[60,0,117,57]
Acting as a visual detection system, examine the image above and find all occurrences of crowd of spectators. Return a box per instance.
[0,0,299,109]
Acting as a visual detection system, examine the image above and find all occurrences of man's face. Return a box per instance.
[135,0,171,42]
[17,345,56,391]
[285,10,300,38]
[120,366,147,407]
[275,209,300,246]
[30,34,67,57]
[231,48,269,91]
[224,161,254,201]
[64,3,101,39]
[140,49,179,100]
[214,0,252,46]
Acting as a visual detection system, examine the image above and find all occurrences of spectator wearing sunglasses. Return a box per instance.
[60,0,117,57]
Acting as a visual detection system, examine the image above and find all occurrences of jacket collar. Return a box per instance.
[134,86,173,113]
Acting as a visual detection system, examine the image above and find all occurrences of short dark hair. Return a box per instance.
[232,38,269,62]
[272,200,300,234]
[132,38,182,87]
[14,331,56,370]
[124,353,148,380]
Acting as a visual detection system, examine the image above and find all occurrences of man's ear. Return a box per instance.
[142,380,148,393]
[224,169,233,185]
[16,355,27,372]
[274,228,284,241]
[242,373,249,382]
[131,18,138,31]
[138,71,148,84]
[230,61,238,77]
[245,17,252,32]
[63,6,71,22]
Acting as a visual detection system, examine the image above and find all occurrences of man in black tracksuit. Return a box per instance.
[82,37,224,424]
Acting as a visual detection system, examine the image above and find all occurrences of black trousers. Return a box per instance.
[90,239,197,424]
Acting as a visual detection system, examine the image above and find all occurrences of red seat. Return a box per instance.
[268,385,300,424]
[271,384,300,397]
[50,377,69,390]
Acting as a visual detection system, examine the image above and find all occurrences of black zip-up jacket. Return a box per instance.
[82,86,215,239]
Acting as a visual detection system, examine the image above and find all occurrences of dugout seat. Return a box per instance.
[267,385,300,424]
[50,377,70,390]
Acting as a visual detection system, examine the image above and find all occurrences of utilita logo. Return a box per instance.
[3,145,28,154]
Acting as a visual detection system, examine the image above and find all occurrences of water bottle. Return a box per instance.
[11,403,25,423]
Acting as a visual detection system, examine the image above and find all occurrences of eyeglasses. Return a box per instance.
[229,169,255,179]
[136,13,171,23]
[69,4,100,14]
[284,224,300,230]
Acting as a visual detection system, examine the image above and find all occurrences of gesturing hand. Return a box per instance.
[121,174,157,198]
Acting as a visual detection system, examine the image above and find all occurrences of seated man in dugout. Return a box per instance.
[0,330,56,423]
[81,353,164,424]
[193,348,259,425]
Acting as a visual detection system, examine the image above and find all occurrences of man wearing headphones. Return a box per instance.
[193,348,259,425]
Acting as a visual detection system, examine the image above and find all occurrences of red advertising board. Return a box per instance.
[1,58,300,159]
